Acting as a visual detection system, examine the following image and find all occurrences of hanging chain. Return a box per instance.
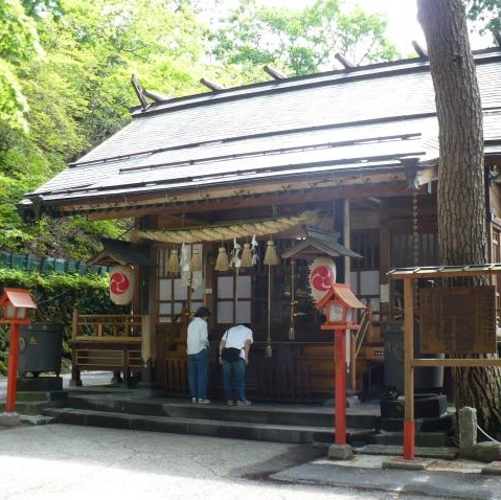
[412,190,420,318]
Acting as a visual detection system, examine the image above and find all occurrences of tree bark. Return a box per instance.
[417,0,501,439]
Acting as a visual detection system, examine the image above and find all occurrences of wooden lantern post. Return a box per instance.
[0,288,38,415]
[316,284,366,444]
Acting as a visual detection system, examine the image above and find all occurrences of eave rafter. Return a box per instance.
[54,166,436,221]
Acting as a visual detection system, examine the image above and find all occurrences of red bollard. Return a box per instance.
[334,329,346,445]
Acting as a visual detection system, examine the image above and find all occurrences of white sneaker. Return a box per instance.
[198,398,211,404]
[236,399,251,406]
[191,397,197,404]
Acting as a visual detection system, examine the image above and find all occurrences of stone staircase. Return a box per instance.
[41,388,380,445]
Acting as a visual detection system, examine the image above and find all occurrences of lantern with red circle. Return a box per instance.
[308,256,337,304]
[110,265,135,305]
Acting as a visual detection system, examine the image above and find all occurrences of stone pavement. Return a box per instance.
[272,455,501,499]
[2,374,501,499]
[1,415,501,499]
[271,446,501,499]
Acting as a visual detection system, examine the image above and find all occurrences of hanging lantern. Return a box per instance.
[214,246,230,271]
[309,256,337,304]
[240,242,253,267]
[110,265,135,305]
[190,247,202,272]
[263,240,279,266]
[167,249,180,276]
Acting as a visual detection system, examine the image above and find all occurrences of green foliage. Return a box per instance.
[0,62,29,132]
[0,0,208,258]
[0,0,494,265]
[0,0,42,131]
[207,0,399,84]
[0,0,41,63]
[465,0,501,33]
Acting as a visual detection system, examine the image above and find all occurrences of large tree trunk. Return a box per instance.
[417,0,501,439]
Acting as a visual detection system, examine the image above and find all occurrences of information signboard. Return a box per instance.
[419,286,496,354]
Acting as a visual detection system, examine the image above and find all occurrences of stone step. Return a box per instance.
[374,431,452,448]
[0,390,68,415]
[65,393,379,430]
[354,443,459,460]
[42,407,375,445]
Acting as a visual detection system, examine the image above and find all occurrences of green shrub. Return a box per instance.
[0,268,127,375]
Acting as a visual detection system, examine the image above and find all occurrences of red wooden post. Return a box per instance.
[0,289,38,417]
[335,329,346,444]
[314,283,365,449]
[403,420,415,460]
[5,322,20,413]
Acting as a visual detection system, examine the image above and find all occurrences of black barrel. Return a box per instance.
[383,321,443,393]
[18,323,64,377]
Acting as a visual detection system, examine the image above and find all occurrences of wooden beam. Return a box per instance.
[413,358,501,367]
[85,180,413,221]
[335,53,355,68]
[412,40,428,58]
[156,213,206,228]
[200,78,225,91]
[77,173,419,220]
[263,65,287,80]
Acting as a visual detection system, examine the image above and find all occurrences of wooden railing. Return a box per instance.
[255,362,312,402]
[72,309,142,340]
[71,309,143,386]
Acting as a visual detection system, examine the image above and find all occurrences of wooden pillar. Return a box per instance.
[403,277,415,460]
[70,309,81,386]
[141,245,159,383]
[379,200,391,322]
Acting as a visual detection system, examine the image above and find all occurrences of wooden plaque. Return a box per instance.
[419,286,496,354]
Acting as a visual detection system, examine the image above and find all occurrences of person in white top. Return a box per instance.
[219,324,253,406]
[187,307,211,404]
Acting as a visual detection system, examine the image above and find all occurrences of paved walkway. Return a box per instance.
[0,421,500,499]
[272,456,501,499]
[2,375,501,499]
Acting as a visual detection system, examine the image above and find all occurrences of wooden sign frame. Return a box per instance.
[388,264,501,461]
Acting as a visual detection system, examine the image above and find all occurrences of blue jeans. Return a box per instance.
[222,358,246,401]
[188,349,208,400]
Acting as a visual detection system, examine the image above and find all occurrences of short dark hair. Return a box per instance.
[194,306,211,318]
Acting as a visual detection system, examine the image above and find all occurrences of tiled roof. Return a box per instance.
[27,49,501,208]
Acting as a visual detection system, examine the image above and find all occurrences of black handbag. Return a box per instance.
[221,347,241,362]
[221,329,242,361]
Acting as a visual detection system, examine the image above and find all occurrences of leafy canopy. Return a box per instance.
[207,0,398,83]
